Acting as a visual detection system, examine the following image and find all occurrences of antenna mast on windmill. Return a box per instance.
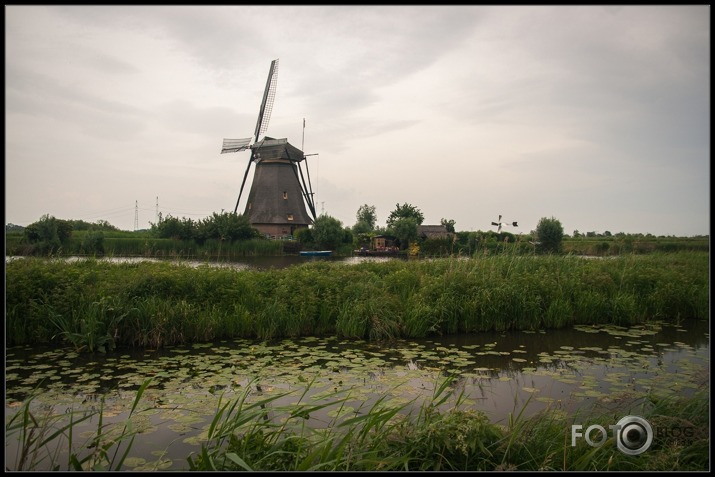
[220,59,319,237]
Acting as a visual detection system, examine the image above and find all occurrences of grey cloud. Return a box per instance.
[5,6,708,235]
[6,66,147,141]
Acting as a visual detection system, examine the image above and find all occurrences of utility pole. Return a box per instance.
[155,196,159,224]
[134,201,139,232]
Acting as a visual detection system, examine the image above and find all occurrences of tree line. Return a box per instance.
[9,213,259,256]
[12,201,702,257]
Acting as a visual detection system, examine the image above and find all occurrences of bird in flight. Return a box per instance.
[491,215,518,233]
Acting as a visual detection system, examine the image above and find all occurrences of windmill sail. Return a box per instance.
[254,59,279,142]
[492,215,518,233]
[220,59,279,155]
[221,137,252,154]
[220,59,318,236]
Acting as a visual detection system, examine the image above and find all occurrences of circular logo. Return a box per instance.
[615,415,653,455]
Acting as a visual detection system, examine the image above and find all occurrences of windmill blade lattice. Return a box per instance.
[220,59,279,156]
[221,137,252,154]
[254,59,279,142]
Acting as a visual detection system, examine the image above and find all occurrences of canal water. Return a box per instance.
[34,254,402,270]
[5,319,709,471]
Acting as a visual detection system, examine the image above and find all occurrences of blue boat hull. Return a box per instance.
[299,251,332,257]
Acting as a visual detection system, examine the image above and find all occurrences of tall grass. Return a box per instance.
[5,379,152,471]
[5,233,286,259]
[186,375,709,471]
[6,375,709,471]
[563,237,710,256]
[5,252,709,348]
[97,237,284,259]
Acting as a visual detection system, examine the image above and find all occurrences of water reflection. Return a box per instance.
[5,320,709,471]
[8,254,401,271]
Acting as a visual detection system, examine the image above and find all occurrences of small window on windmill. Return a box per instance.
[283,191,288,200]
[287,214,294,221]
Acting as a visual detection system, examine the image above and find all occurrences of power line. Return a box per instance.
[158,203,216,217]
[68,206,134,221]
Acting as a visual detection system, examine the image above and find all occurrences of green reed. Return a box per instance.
[5,379,152,471]
[185,374,708,471]
[61,236,284,259]
[6,373,708,471]
[46,295,129,353]
[5,252,709,348]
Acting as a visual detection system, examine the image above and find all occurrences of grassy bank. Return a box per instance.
[562,236,710,256]
[187,377,709,471]
[6,374,709,471]
[5,230,285,259]
[5,252,708,350]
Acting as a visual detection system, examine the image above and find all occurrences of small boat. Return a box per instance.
[299,250,333,257]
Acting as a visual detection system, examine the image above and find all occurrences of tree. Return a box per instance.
[294,227,313,245]
[389,217,418,250]
[353,231,374,249]
[440,218,456,233]
[311,214,346,250]
[80,230,105,255]
[195,212,258,243]
[152,215,195,240]
[22,214,73,255]
[535,216,564,253]
[386,203,424,228]
[68,219,120,232]
[152,212,258,243]
[353,204,377,234]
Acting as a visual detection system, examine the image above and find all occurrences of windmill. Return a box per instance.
[491,215,518,233]
[220,59,318,237]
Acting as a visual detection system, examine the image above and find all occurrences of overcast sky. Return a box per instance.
[5,5,710,236]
